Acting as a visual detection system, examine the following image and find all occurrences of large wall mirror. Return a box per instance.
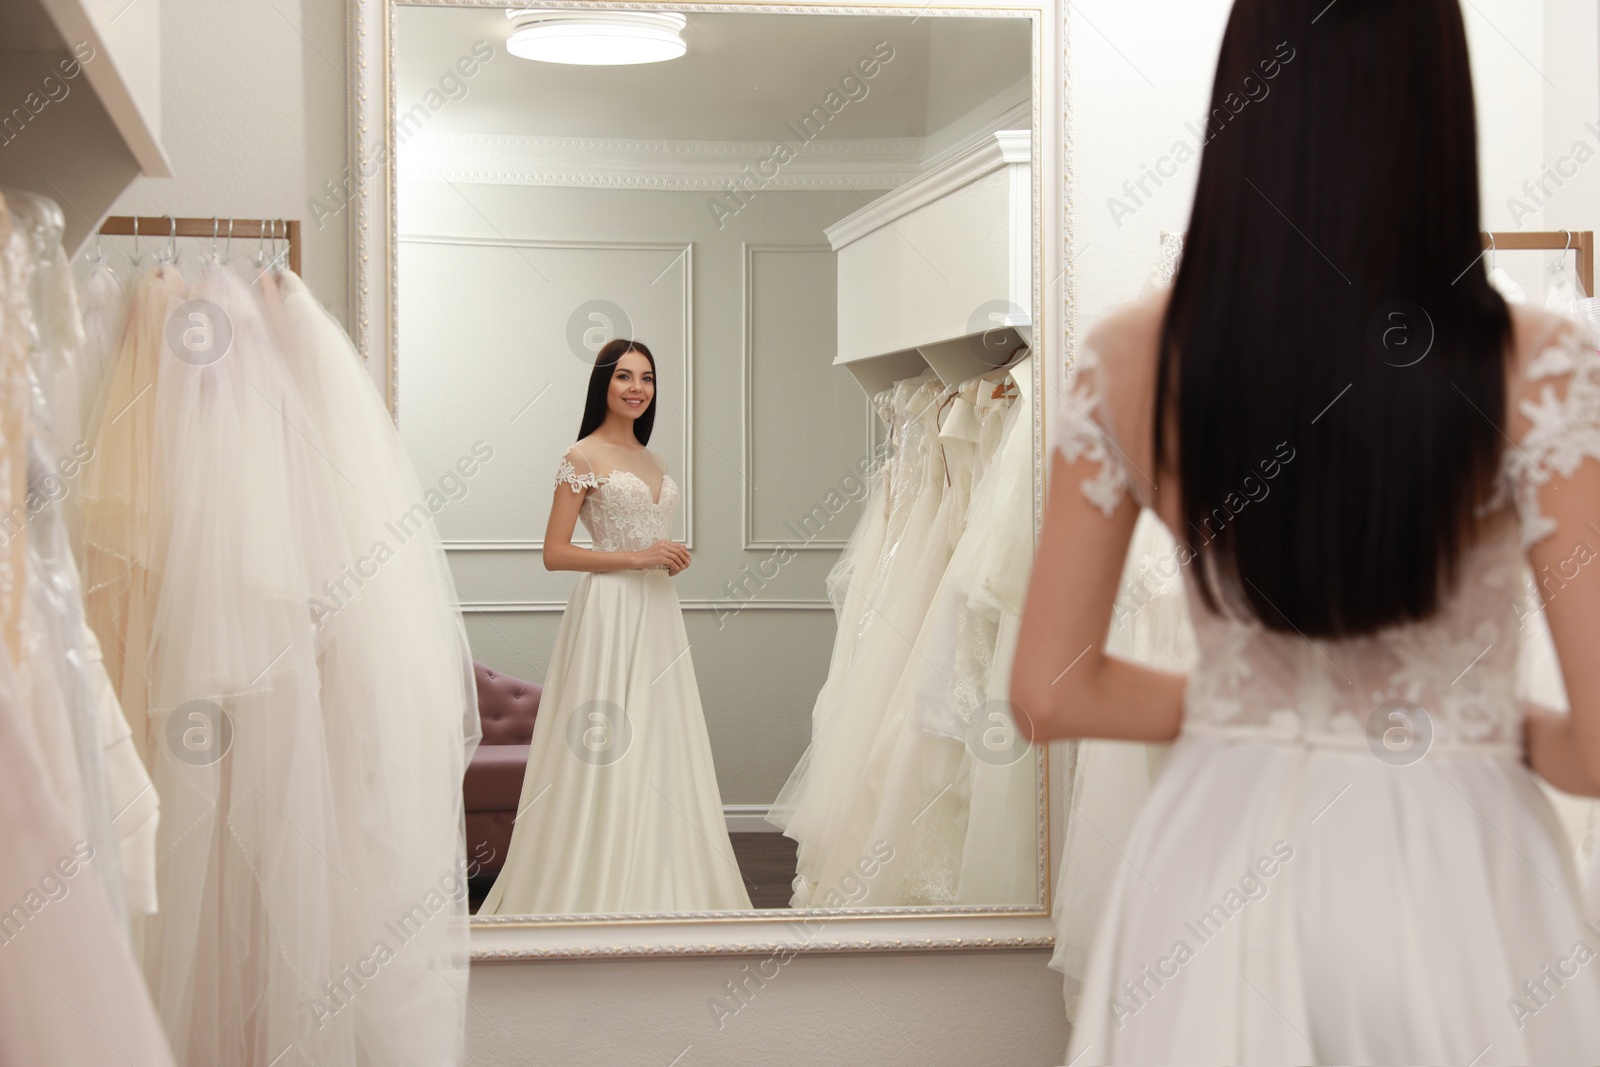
[350,0,1066,958]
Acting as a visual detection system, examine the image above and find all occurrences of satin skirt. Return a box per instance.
[481,569,753,914]
[1066,734,1600,1066]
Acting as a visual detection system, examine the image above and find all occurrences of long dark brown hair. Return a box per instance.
[578,338,657,445]
[1155,0,1512,638]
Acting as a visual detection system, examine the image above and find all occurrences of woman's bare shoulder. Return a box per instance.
[1084,286,1171,368]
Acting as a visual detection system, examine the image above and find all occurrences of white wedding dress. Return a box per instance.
[1056,299,1600,1065]
[0,189,176,1067]
[812,359,1039,906]
[769,372,956,907]
[480,440,753,914]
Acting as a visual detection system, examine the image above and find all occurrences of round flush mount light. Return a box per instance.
[504,9,688,65]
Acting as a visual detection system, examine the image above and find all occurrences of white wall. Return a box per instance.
[464,950,1068,1066]
[1070,0,1596,329]
[106,0,349,327]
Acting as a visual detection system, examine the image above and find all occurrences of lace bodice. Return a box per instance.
[1054,309,1600,753]
[556,441,678,562]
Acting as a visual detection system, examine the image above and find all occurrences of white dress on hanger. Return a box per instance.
[0,189,175,1067]
[837,358,1038,907]
[1057,294,1600,1066]
[262,267,480,1065]
[83,255,477,1066]
[796,376,989,905]
[138,258,353,1066]
[480,440,753,914]
[770,373,955,907]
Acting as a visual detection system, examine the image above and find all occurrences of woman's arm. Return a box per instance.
[542,481,642,573]
[1521,448,1600,797]
[1525,702,1600,797]
[1009,446,1188,744]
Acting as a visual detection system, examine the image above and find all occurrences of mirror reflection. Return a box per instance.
[393,5,1040,915]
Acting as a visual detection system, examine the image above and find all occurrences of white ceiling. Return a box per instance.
[394,7,1033,143]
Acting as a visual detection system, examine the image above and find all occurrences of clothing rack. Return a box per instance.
[1481,230,1593,298]
[97,215,303,276]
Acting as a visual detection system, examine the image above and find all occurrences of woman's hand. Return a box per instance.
[634,540,689,575]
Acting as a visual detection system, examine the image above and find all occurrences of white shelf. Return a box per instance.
[0,0,169,251]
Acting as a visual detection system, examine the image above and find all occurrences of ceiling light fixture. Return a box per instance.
[504,9,688,65]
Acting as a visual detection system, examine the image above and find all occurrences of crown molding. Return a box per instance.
[397,130,924,189]
[823,127,1031,250]
[917,85,1031,172]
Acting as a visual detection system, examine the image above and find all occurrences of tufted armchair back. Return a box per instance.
[474,662,540,745]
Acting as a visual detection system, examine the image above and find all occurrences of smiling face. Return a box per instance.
[608,348,654,422]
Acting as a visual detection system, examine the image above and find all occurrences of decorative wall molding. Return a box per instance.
[740,241,871,551]
[724,804,778,833]
[398,232,695,550]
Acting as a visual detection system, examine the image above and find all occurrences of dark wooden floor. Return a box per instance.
[730,831,799,909]
[468,831,799,913]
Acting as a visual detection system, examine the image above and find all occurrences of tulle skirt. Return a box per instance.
[1065,734,1600,1066]
[480,568,753,914]
[98,261,476,1066]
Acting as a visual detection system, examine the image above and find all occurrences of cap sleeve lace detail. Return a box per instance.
[1501,319,1600,548]
[556,446,606,493]
[1052,347,1131,517]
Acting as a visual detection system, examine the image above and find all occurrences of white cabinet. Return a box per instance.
[825,130,1031,394]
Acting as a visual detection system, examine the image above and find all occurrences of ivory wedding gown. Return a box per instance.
[1057,295,1600,1066]
[769,372,955,907]
[806,359,1038,906]
[480,439,753,914]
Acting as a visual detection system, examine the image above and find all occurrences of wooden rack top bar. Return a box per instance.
[97,216,302,276]
[1482,229,1594,297]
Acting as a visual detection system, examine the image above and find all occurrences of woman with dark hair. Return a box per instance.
[1011,0,1600,1062]
[480,339,753,914]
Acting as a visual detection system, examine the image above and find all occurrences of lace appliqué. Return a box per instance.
[1495,321,1600,548]
[1147,230,1185,292]
[556,456,607,493]
[601,471,675,555]
[1053,354,1130,517]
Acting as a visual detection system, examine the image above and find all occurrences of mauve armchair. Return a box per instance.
[464,662,541,877]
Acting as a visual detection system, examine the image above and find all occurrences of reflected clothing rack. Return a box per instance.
[1159,229,1595,300]
[1481,230,1594,298]
[97,215,303,275]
